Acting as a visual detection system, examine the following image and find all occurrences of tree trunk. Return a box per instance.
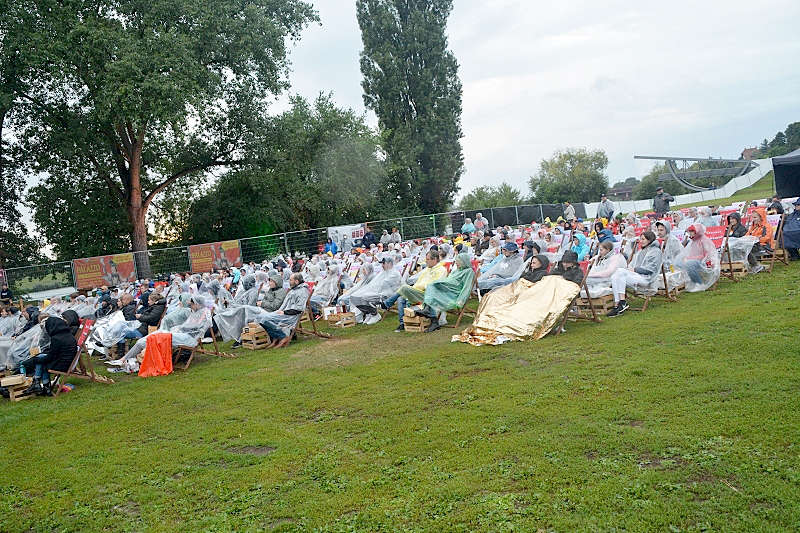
[126,139,153,278]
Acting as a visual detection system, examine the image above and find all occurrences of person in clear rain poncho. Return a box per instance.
[259,270,287,313]
[309,263,341,315]
[351,257,403,325]
[607,231,663,317]
[675,224,720,292]
[478,242,524,293]
[414,253,476,332]
[213,271,268,346]
[256,273,311,349]
[584,241,626,297]
[107,295,212,373]
[337,263,376,309]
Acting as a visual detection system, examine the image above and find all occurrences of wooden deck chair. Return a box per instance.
[719,236,746,282]
[173,328,236,371]
[761,214,789,273]
[556,260,601,334]
[295,299,333,341]
[50,319,114,396]
[444,272,480,329]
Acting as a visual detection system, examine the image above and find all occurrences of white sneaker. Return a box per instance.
[202,337,213,344]
[364,313,382,325]
[105,359,125,367]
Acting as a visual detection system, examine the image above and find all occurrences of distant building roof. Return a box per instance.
[741,147,758,160]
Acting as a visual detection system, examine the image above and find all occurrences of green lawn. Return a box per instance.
[2,264,799,532]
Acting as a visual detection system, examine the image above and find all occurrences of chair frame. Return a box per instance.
[50,319,114,396]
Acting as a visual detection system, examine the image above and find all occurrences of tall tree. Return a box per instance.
[529,148,610,204]
[357,0,464,214]
[0,0,40,268]
[10,0,317,275]
[458,182,525,210]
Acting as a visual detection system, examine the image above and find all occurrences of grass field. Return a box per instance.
[2,263,799,532]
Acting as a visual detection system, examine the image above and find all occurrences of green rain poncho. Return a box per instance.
[423,254,476,314]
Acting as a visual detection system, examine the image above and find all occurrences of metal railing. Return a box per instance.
[4,203,567,297]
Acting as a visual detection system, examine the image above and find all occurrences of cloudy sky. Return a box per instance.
[277,0,800,196]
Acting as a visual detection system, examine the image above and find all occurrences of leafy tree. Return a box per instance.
[183,95,385,243]
[784,122,800,150]
[528,148,609,203]
[357,0,464,214]
[458,182,525,210]
[10,0,317,275]
[758,138,769,153]
[0,1,40,268]
[27,174,132,260]
[769,131,787,149]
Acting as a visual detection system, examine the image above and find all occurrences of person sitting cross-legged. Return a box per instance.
[382,249,447,332]
[607,230,663,317]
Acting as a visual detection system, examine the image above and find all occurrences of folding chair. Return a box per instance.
[173,330,236,371]
[50,319,114,396]
[761,214,788,273]
[556,261,602,334]
[719,236,747,282]
[443,270,480,329]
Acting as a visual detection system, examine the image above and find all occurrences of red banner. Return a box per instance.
[73,253,137,290]
[189,240,242,273]
[704,225,726,248]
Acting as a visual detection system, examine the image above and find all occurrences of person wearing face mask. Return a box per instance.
[607,231,663,317]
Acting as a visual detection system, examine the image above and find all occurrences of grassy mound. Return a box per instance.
[1,264,798,531]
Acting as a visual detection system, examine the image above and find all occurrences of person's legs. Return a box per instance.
[259,321,286,341]
[382,293,400,309]
[683,260,703,284]
[397,297,407,327]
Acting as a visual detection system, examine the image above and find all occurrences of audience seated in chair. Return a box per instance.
[382,250,447,332]
[607,231,663,317]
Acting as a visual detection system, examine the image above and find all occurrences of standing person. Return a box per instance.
[474,213,488,232]
[362,226,377,248]
[653,187,674,216]
[380,230,391,246]
[563,201,576,223]
[323,237,338,255]
[0,283,12,305]
[390,227,402,243]
[597,194,615,220]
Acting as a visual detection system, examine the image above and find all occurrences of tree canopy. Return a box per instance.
[357,0,464,214]
[9,0,317,274]
[458,183,525,210]
[528,148,609,204]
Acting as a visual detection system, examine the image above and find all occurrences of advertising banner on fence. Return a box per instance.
[73,253,137,290]
[189,240,243,273]
[328,223,365,248]
[0,269,6,289]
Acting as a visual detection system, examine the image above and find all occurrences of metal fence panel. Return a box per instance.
[4,261,75,297]
[239,235,284,264]
[490,206,517,227]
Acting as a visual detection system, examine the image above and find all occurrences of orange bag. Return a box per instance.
[138,332,173,378]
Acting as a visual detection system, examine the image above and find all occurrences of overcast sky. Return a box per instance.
[277,0,800,197]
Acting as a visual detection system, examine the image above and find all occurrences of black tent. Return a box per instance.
[773,148,800,197]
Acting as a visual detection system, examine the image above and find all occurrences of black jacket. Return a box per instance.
[520,255,550,283]
[137,296,165,335]
[0,288,12,302]
[20,306,40,334]
[42,317,78,372]
[121,302,137,321]
[61,310,81,337]
[361,231,376,247]
[547,263,584,286]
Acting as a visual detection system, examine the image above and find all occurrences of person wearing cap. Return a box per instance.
[607,230,663,316]
[477,242,524,292]
[597,194,615,220]
[653,187,674,216]
[381,249,447,332]
[781,198,800,260]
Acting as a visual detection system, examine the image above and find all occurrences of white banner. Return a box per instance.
[328,223,366,247]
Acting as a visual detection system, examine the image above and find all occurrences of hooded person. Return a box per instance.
[607,231,663,316]
[233,273,265,306]
[108,295,213,373]
[478,242,524,292]
[351,257,403,324]
[522,241,541,262]
[695,207,716,228]
[745,207,774,264]
[0,307,22,337]
[255,273,311,349]
[584,241,626,297]
[305,263,322,284]
[726,212,747,238]
[674,224,719,292]
[213,271,268,346]
[159,293,193,331]
[18,316,78,396]
[784,198,800,260]
[593,221,615,244]
[415,253,476,332]
[338,263,376,309]
[20,306,40,335]
[309,263,341,315]
[61,310,81,337]
[654,220,684,268]
[547,250,584,286]
[259,270,288,313]
[520,254,551,284]
[570,233,590,261]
